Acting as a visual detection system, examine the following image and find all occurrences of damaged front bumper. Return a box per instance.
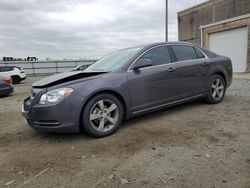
[22,96,81,133]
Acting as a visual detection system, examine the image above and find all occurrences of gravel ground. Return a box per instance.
[0,76,249,188]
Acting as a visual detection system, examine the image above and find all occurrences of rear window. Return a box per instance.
[0,66,14,72]
[14,66,22,70]
[171,45,204,61]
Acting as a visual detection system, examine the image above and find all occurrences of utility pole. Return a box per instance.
[165,0,168,41]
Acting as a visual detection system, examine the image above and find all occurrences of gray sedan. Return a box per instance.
[22,42,232,137]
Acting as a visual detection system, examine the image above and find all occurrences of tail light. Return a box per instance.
[3,78,12,84]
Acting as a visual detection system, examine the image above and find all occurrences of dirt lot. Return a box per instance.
[0,76,249,188]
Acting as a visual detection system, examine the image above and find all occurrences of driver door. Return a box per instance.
[126,46,179,113]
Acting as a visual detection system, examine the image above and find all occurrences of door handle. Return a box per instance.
[203,62,209,66]
[167,67,176,72]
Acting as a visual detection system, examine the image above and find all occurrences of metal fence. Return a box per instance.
[0,60,97,75]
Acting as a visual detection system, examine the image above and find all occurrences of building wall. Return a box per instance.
[178,0,250,44]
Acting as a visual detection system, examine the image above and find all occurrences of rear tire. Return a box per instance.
[206,75,226,104]
[12,76,21,84]
[81,93,124,138]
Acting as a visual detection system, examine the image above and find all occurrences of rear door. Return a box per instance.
[170,45,209,98]
[127,45,179,113]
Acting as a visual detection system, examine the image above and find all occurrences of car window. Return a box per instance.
[0,66,13,72]
[140,46,171,66]
[79,65,88,70]
[15,66,22,70]
[194,47,205,58]
[171,45,199,61]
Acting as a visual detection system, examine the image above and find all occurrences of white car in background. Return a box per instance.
[0,66,26,84]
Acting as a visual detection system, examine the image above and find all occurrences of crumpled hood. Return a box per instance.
[32,71,107,88]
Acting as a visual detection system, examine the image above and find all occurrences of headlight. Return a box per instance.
[39,88,73,105]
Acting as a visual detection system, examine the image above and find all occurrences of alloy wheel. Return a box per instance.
[89,99,119,132]
[211,78,224,100]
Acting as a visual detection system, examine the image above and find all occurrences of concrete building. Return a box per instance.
[178,0,250,72]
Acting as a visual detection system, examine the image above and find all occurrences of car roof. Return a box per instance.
[120,42,200,52]
[143,41,199,48]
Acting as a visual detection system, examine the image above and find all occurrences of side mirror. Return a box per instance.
[133,59,153,70]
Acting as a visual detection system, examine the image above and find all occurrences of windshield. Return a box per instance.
[83,47,142,72]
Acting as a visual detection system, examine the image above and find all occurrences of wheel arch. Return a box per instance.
[11,75,21,84]
[11,75,20,79]
[212,71,227,87]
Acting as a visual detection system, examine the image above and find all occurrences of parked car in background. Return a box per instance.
[72,63,92,71]
[22,42,232,138]
[0,66,26,84]
[0,76,13,96]
[27,56,38,61]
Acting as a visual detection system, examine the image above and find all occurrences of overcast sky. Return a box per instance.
[0,0,207,60]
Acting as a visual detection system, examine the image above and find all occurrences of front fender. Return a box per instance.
[73,72,131,128]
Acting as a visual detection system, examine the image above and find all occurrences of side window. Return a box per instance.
[194,47,205,58]
[140,46,171,66]
[0,66,12,72]
[172,45,198,61]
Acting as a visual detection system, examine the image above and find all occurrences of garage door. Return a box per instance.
[208,27,248,72]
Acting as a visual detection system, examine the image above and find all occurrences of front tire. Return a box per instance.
[206,75,226,104]
[82,93,124,138]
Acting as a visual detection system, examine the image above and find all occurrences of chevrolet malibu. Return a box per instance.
[22,42,232,137]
